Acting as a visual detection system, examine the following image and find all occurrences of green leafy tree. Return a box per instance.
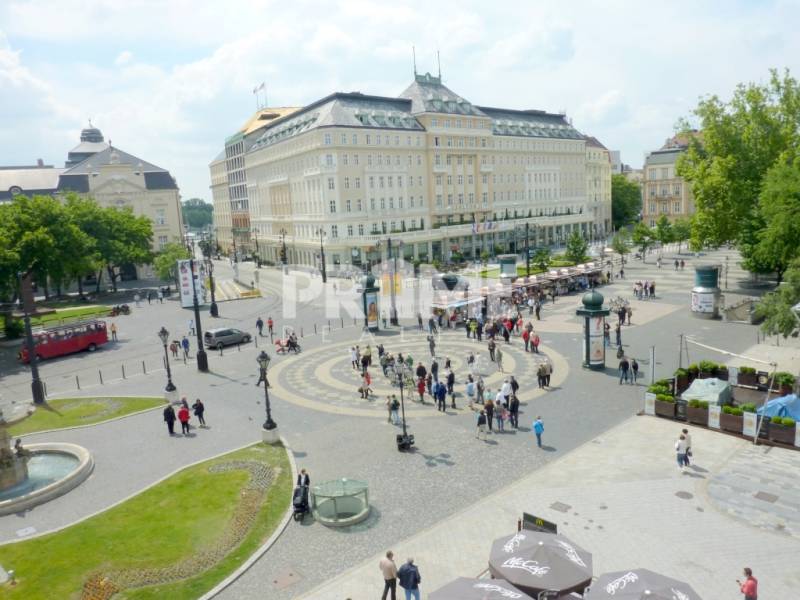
[153,243,191,283]
[631,223,654,262]
[653,215,674,246]
[531,247,551,272]
[671,218,692,253]
[611,230,631,264]
[181,198,214,229]
[677,69,800,265]
[755,258,800,337]
[564,230,589,264]
[611,174,642,228]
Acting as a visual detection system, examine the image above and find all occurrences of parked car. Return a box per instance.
[204,328,252,349]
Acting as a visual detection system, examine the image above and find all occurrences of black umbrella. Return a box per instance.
[585,568,703,600]
[488,531,593,596]
[429,577,534,600]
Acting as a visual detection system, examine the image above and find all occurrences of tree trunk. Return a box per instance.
[77,277,84,299]
[107,265,118,292]
[95,269,104,294]
[43,279,50,299]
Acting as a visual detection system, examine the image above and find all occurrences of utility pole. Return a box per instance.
[525,222,531,276]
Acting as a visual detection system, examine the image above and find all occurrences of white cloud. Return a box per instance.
[114,50,132,66]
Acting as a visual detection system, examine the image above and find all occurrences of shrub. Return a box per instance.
[674,368,689,378]
[698,360,719,374]
[648,384,672,396]
[739,366,756,375]
[655,394,675,403]
[774,372,796,387]
[3,319,24,339]
[688,399,709,409]
[740,403,757,413]
[723,406,743,416]
[687,364,699,375]
[780,417,796,427]
[654,378,671,388]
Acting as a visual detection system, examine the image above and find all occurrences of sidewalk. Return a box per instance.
[299,415,799,599]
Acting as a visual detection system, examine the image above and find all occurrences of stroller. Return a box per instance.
[292,484,309,521]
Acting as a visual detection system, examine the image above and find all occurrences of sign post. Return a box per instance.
[521,512,558,534]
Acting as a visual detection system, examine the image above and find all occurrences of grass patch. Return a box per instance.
[0,443,292,600]
[32,305,110,327]
[10,397,165,436]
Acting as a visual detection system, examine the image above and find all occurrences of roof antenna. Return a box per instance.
[437,49,441,80]
[412,45,417,76]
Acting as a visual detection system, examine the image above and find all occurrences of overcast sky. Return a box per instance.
[2,0,799,201]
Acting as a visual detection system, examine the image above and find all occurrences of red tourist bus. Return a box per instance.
[18,320,109,363]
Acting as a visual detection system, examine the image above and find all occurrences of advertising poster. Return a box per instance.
[644,392,655,415]
[795,425,800,448]
[177,260,208,309]
[742,412,758,438]
[588,316,604,365]
[708,404,721,429]
[365,292,379,329]
[381,273,402,296]
[691,291,715,313]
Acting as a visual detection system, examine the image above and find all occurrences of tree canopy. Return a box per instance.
[755,258,800,338]
[611,230,630,262]
[564,230,589,265]
[531,247,551,272]
[153,243,191,281]
[611,173,642,228]
[181,198,214,229]
[653,215,674,246]
[631,223,655,261]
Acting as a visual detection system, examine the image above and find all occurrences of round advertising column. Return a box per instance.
[691,264,721,319]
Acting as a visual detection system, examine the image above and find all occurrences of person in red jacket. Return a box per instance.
[178,404,191,435]
[737,567,758,600]
[416,377,426,403]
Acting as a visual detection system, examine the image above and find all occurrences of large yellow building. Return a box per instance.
[212,73,611,269]
[642,134,696,226]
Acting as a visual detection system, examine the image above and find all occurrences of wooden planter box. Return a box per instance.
[686,406,709,426]
[737,372,758,387]
[655,400,676,419]
[698,371,716,380]
[675,375,690,395]
[768,423,796,445]
[717,369,729,381]
[720,412,743,433]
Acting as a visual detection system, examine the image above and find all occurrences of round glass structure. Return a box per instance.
[310,478,370,527]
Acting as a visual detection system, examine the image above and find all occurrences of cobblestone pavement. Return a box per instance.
[300,416,800,600]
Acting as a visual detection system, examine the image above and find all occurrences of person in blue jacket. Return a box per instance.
[533,416,544,448]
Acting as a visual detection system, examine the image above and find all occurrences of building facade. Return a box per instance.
[211,73,612,269]
[641,134,695,226]
[584,137,612,237]
[209,150,232,253]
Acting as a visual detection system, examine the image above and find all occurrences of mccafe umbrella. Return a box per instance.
[488,531,593,595]
[584,568,703,600]
[429,577,534,600]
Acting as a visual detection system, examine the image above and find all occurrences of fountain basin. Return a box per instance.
[0,443,94,516]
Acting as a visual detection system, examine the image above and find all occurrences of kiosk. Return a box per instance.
[358,273,381,331]
[576,290,611,370]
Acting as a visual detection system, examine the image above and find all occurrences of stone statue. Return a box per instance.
[0,412,29,491]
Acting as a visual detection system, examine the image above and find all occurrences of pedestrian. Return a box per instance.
[427,334,437,357]
[297,468,310,486]
[446,369,456,408]
[535,300,541,321]
[631,358,639,384]
[417,313,423,330]
[496,347,504,373]
[501,378,512,404]
[680,259,685,270]
[522,328,530,352]
[147,291,152,304]
[157,289,164,303]
[390,396,401,425]
[188,318,195,335]
[604,322,611,347]
[476,410,488,440]
[650,281,655,298]
[682,428,692,465]
[674,259,679,271]
[494,393,506,432]
[361,353,370,376]
[430,359,439,382]
[181,336,190,359]
[178,403,191,435]
[615,322,622,347]
[626,305,633,325]
[484,398,494,432]
[466,351,476,374]
[192,398,206,426]
[267,317,274,336]
[532,333,540,354]
[397,557,422,600]
[134,293,141,307]
[435,380,447,412]
[509,394,520,429]
[465,375,476,407]
[163,404,176,435]
[510,375,519,397]
[350,347,358,369]
[416,377,426,403]
[169,340,179,358]
[619,356,630,384]
[476,376,485,404]
[476,320,483,341]
[110,322,118,341]
[537,362,546,389]
[380,551,398,600]
[675,434,688,471]
[544,360,552,387]
[737,567,758,600]
[256,317,264,337]
[533,416,544,448]
[488,339,496,362]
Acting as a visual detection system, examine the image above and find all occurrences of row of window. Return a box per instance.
[323,219,426,239]
[324,132,424,147]
[430,117,490,130]
[329,196,426,213]
[647,201,683,214]
[648,184,682,197]
[648,166,674,180]
[433,136,488,149]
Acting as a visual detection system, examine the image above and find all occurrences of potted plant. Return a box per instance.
[654,394,676,418]
[774,372,796,396]
[768,417,796,445]
[737,366,757,387]
[720,405,744,433]
[697,360,719,379]
[674,368,690,395]
[687,363,699,382]
[686,399,709,425]
[717,363,729,381]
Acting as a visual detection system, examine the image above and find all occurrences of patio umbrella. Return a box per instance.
[584,568,703,600]
[488,531,593,596]
[429,577,534,600]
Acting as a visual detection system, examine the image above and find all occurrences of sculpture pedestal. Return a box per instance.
[261,427,280,445]
[0,460,28,492]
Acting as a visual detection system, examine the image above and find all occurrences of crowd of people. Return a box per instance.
[162,396,207,436]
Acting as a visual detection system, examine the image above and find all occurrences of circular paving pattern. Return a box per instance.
[267,331,569,418]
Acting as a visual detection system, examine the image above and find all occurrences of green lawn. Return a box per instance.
[0,443,292,600]
[10,396,165,436]
[1,305,110,336]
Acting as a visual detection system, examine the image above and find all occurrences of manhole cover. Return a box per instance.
[675,491,693,500]
[272,569,302,589]
[550,501,572,513]
[754,491,778,503]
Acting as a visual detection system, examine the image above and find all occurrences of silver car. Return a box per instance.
[204,328,252,349]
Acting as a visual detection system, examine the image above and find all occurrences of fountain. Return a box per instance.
[0,412,94,516]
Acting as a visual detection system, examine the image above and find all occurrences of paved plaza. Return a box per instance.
[1,247,798,598]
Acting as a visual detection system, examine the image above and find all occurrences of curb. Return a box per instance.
[200,435,298,599]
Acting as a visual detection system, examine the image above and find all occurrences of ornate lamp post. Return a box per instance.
[18,272,45,404]
[279,228,288,272]
[257,350,279,443]
[394,362,414,451]
[207,258,219,317]
[189,258,209,372]
[252,228,261,267]
[316,228,327,283]
[158,326,177,391]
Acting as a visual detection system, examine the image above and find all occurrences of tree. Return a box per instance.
[153,243,191,282]
[677,69,800,266]
[611,174,642,228]
[565,230,589,265]
[611,230,631,264]
[531,247,551,272]
[754,258,800,337]
[672,218,692,254]
[653,215,674,247]
[181,198,214,229]
[631,223,654,262]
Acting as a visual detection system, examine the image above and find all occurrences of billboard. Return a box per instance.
[178,259,209,309]
[365,291,379,329]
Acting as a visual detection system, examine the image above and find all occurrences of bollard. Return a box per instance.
[76,375,81,390]
[238,343,241,352]
[122,364,126,379]
[99,370,104,385]
[300,327,304,338]
[219,346,223,356]
[314,324,317,334]
[143,360,147,374]
[328,319,331,329]
[341,317,344,329]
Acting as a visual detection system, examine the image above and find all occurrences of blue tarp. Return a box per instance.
[756,394,800,420]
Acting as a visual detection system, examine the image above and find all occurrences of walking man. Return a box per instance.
[675,433,689,471]
[544,360,552,387]
[430,358,439,382]
[496,347,504,373]
[192,398,206,427]
[110,322,118,341]
[737,567,758,600]
[488,339,496,362]
[181,336,190,359]
[532,333,540,354]
[157,289,164,303]
[484,398,494,432]
[533,416,544,448]
[682,428,693,465]
[631,358,639,385]
[256,317,264,337]
[619,356,630,384]
[509,394,520,429]
[163,404,177,435]
[446,369,456,408]
[615,322,622,347]
[397,558,422,600]
[380,551,398,600]
[267,316,274,336]
[476,410,488,440]
[427,334,436,357]
[435,380,447,412]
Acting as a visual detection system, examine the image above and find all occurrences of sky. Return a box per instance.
[2,0,800,202]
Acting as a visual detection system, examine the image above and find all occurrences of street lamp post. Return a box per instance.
[18,272,45,404]
[279,228,288,271]
[252,229,261,267]
[394,363,414,451]
[525,222,531,277]
[189,258,209,372]
[316,228,327,283]
[257,350,279,443]
[158,326,177,392]
[207,258,219,317]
